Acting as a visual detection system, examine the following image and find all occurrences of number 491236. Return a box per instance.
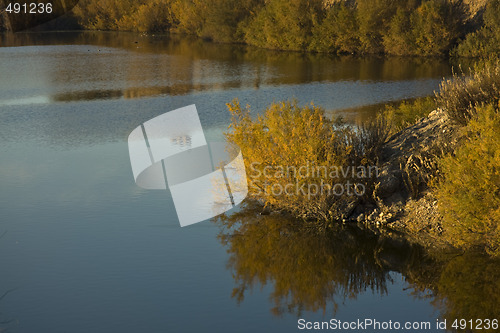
[5,2,53,14]
[452,319,498,330]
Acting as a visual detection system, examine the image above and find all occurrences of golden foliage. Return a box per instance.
[436,102,500,256]
[225,99,385,223]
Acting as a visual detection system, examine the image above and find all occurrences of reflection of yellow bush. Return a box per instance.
[437,252,500,329]
[225,99,386,223]
[436,103,500,256]
[215,206,393,316]
[216,204,500,323]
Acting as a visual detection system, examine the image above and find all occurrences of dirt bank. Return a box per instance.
[354,108,464,250]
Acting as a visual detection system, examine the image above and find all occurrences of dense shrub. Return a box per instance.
[454,0,500,57]
[383,0,466,56]
[356,0,398,54]
[73,0,140,30]
[172,0,264,42]
[125,0,175,33]
[224,99,387,222]
[435,102,500,256]
[410,0,465,56]
[383,6,416,56]
[242,0,323,51]
[69,0,475,56]
[436,62,500,125]
[309,2,359,54]
[74,0,175,32]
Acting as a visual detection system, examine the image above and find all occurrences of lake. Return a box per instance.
[0,31,498,333]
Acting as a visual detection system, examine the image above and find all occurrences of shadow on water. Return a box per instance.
[214,203,500,331]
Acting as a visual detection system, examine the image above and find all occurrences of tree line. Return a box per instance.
[67,0,500,57]
[0,0,498,57]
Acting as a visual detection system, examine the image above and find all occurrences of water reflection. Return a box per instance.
[50,83,238,102]
[435,253,500,323]
[215,203,500,331]
[1,31,456,104]
[0,31,461,149]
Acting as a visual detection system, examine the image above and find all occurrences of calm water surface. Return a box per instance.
[0,32,498,333]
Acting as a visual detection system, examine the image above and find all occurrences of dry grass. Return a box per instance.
[436,62,500,125]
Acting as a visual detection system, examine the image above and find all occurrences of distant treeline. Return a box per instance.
[4,0,500,57]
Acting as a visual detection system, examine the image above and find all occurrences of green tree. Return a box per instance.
[356,0,398,54]
[242,0,323,51]
[383,6,416,55]
[309,2,360,54]
[410,0,465,56]
[454,0,500,57]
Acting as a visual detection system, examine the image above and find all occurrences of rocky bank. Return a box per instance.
[353,108,464,249]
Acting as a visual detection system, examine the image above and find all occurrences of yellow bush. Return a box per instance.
[436,102,500,255]
[381,96,437,134]
[225,99,385,223]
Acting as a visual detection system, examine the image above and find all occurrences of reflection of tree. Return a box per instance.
[215,203,425,316]
[435,253,500,324]
[215,204,500,329]
[1,31,456,88]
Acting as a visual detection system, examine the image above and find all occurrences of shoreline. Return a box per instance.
[259,107,462,252]
[337,108,461,251]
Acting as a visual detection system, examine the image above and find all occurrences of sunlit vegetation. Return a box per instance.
[432,62,500,256]
[222,62,500,255]
[436,61,500,125]
[73,0,264,38]
[170,0,265,42]
[381,97,437,134]
[385,0,465,56]
[309,2,360,54]
[2,0,498,57]
[435,102,500,256]
[453,0,500,58]
[224,99,387,224]
[65,0,500,56]
[242,0,323,51]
